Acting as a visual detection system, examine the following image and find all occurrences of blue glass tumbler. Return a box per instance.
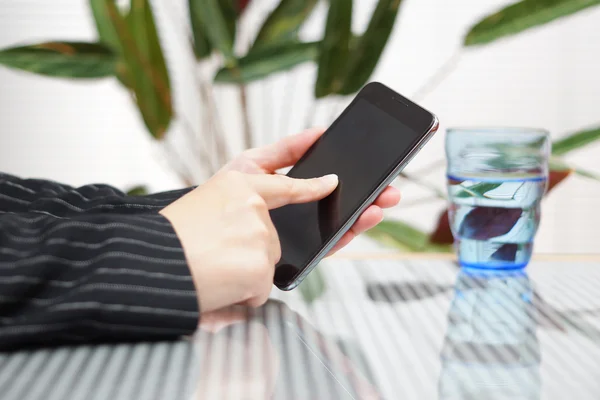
[445,128,551,270]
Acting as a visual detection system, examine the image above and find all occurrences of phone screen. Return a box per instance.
[271,97,427,285]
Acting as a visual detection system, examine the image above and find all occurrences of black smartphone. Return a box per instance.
[271,82,439,290]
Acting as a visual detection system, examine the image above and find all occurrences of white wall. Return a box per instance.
[0,0,599,254]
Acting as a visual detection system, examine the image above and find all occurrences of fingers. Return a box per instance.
[326,189,399,255]
[264,210,282,265]
[243,128,325,172]
[250,194,282,266]
[248,173,338,209]
[243,278,274,307]
[327,231,355,256]
[199,308,248,333]
[373,186,401,208]
[325,205,384,256]
[351,206,384,234]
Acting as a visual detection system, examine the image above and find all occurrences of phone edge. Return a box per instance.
[277,114,440,291]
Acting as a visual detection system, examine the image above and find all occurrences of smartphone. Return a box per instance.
[270,82,439,290]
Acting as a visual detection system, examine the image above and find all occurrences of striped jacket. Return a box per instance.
[0,173,199,350]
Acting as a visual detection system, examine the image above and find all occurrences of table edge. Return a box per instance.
[330,252,600,262]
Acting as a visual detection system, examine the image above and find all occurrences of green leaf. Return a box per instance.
[188,0,212,59]
[105,0,173,139]
[574,168,600,181]
[219,0,238,42]
[550,156,599,181]
[189,0,237,60]
[551,152,600,182]
[552,126,600,156]
[253,0,319,49]
[126,185,149,196]
[455,182,503,198]
[464,0,600,46]
[365,219,452,253]
[338,0,403,95]
[89,0,131,86]
[214,41,318,83]
[89,0,123,52]
[128,0,173,138]
[549,156,571,171]
[189,0,237,67]
[298,267,326,304]
[315,0,353,98]
[0,41,117,78]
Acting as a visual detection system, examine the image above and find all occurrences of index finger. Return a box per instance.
[244,128,326,172]
[247,173,338,209]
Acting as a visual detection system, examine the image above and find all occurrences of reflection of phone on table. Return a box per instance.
[280,320,384,400]
[271,82,439,290]
[194,301,383,399]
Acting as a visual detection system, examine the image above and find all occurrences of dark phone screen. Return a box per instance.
[271,98,424,284]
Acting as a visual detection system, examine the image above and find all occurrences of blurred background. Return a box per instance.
[0,0,599,255]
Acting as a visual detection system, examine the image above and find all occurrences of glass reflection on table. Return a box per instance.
[438,268,541,400]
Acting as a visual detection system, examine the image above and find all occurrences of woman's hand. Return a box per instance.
[221,127,401,254]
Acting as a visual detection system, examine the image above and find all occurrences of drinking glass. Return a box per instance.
[445,128,550,269]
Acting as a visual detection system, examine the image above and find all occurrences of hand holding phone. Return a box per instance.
[160,169,339,313]
[162,81,435,311]
[271,82,439,290]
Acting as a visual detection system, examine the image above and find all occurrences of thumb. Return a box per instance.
[247,174,338,209]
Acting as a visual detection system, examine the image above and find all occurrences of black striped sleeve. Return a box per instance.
[0,210,200,351]
[0,172,194,217]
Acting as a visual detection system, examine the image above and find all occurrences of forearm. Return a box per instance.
[0,172,193,216]
[0,211,199,350]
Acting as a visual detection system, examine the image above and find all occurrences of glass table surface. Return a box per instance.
[1,258,599,399]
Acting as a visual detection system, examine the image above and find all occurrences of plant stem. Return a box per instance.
[328,97,348,124]
[261,80,271,144]
[162,140,195,187]
[124,86,198,185]
[399,196,445,208]
[412,50,462,102]
[239,83,253,149]
[165,0,196,53]
[304,101,317,129]
[278,74,296,139]
[397,172,447,199]
[410,159,446,177]
[165,5,226,171]
[198,77,228,168]
[178,116,215,178]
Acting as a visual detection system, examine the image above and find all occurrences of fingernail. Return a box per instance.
[322,174,339,188]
